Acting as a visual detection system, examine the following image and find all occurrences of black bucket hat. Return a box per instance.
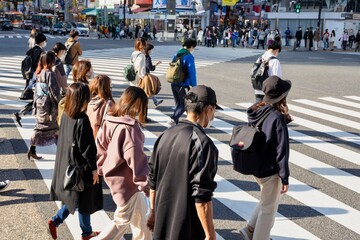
[262,76,292,104]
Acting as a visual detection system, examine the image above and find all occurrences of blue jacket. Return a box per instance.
[172,48,197,87]
[247,105,290,185]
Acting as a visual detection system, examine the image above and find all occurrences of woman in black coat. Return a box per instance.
[49,82,103,240]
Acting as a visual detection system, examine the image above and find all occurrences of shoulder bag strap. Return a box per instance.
[131,53,142,64]
[67,41,77,64]
[69,119,79,166]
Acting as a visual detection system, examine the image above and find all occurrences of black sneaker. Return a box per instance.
[0,180,10,191]
[14,113,22,127]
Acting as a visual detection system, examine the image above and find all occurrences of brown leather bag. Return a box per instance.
[137,73,161,97]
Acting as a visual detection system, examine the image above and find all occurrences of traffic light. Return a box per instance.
[295,3,301,13]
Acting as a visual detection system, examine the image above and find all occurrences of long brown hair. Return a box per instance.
[252,97,289,116]
[72,60,92,84]
[89,74,114,102]
[112,86,148,124]
[64,83,91,118]
[134,38,147,51]
[35,51,55,75]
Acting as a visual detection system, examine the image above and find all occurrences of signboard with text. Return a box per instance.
[153,0,193,9]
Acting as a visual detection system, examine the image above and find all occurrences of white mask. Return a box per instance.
[204,106,214,128]
[42,41,47,48]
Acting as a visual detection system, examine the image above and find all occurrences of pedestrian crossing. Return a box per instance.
[0,34,98,40]
[0,47,359,240]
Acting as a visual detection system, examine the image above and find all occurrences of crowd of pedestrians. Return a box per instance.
[97,24,156,41]
[4,20,358,240]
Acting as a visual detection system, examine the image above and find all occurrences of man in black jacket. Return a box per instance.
[147,85,222,240]
[295,26,302,49]
[14,33,47,127]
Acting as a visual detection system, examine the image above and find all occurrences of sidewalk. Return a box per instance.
[0,117,53,239]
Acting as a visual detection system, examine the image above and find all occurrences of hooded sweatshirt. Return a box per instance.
[247,104,290,185]
[87,96,114,138]
[96,115,149,206]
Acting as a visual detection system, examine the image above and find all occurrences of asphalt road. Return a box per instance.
[1,29,360,240]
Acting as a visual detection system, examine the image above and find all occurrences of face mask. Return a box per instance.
[42,41,47,48]
[204,106,214,128]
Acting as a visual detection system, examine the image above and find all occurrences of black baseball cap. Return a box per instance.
[187,85,223,110]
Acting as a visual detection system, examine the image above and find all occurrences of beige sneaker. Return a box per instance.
[240,226,253,240]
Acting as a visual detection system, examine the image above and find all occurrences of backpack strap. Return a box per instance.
[131,53,142,64]
[254,109,274,128]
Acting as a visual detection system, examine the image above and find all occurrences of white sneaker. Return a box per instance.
[166,119,176,128]
[0,180,10,191]
[171,106,176,110]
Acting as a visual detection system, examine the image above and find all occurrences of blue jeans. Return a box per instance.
[171,84,187,124]
[64,64,73,77]
[52,204,92,237]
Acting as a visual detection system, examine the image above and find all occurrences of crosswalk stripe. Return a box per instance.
[231,104,360,166]
[320,97,360,109]
[288,103,360,130]
[147,109,319,239]
[211,104,360,194]
[238,102,360,146]
[0,98,26,108]
[2,49,360,239]
[293,99,360,119]
[344,96,360,101]
[148,108,360,234]
[0,89,21,98]
[206,111,360,234]
[14,113,226,240]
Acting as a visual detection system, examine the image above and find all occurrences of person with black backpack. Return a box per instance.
[64,30,83,76]
[240,76,292,240]
[166,38,197,127]
[14,33,47,127]
[252,41,282,103]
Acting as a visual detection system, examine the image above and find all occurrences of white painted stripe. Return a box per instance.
[288,103,360,130]
[214,175,320,240]
[344,96,360,101]
[8,36,13,38]
[0,98,27,108]
[15,113,226,240]
[319,97,360,109]
[147,109,320,239]
[16,35,22,38]
[0,82,23,89]
[207,107,360,234]
[238,102,360,145]
[213,104,360,194]
[293,99,360,118]
[230,103,360,166]
[0,89,22,98]
[0,36,4,38]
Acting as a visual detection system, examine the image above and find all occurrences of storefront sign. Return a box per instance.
[153,0,194,9]
[222,0,238,6]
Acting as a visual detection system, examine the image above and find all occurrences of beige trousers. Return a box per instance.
[248,174,282,240]
[93,192,152,240]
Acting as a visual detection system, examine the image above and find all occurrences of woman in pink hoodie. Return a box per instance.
[87,74,115,139]
[94,86,151,240]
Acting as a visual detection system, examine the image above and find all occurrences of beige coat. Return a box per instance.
[65,38,83,65]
